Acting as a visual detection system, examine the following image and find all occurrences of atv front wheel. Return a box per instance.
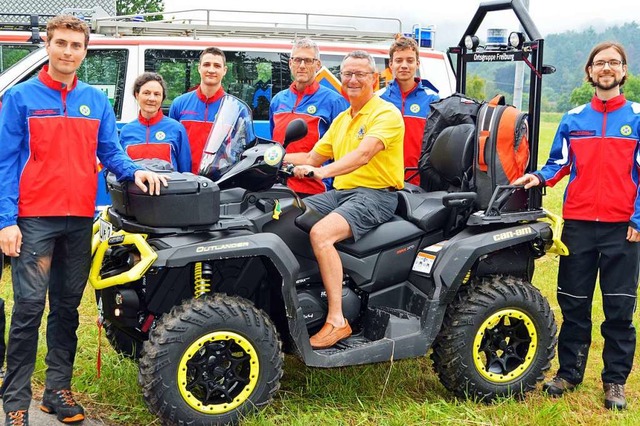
[431,275,557,401]
[138,295,283,425]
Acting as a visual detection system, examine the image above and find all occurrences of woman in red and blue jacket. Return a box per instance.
[120,73,191,172]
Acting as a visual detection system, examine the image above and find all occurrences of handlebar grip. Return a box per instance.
[305,171,314,178]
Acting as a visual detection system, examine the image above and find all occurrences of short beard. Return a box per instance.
[593,74,621,91]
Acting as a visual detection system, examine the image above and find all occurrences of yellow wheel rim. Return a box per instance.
[177,331,259,414]
[472,308,538,383]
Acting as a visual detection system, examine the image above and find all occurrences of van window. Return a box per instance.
[320,54,387,81]
[145,49,288,122]
[0,44,39,73]
[145,49,391,123]
[3,48,128,120]
[77,49,128,119]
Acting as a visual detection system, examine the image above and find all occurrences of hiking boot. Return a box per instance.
[39,389,85,423]
[603,383,627,410]
[5,410,28,426]
[542,376,577,397]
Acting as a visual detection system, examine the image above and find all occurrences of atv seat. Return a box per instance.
[396,123,477,234]
[294,205,423,257]
[395,191,450,233]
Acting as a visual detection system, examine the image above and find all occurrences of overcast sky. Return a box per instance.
[161,0,639,49]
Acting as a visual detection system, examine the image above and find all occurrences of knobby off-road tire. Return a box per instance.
[138,295,284,426]
[431,275,557,401]
[104,320,143,360]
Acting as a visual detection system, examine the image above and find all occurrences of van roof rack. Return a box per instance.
[91,9,404,44]
[0,13,51,43]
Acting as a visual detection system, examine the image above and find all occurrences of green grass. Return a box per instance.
[1,112,639,425]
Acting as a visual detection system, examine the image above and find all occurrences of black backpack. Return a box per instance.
[418,93,482,191]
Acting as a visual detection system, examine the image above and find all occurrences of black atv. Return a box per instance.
[90,88,563,424]
[90,2,566,422]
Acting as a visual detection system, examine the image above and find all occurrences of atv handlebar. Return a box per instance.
[281,163,314,178]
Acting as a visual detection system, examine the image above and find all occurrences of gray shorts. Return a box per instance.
[303,187,398,241]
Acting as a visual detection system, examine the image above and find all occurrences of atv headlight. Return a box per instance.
[509,32,525,49]
[464,35,480,51]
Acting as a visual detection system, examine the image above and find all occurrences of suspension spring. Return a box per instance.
[193,262,213,298]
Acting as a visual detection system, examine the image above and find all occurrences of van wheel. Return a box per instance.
[138,295,283,425]
[104,320,143,360]
[431,275,557,401]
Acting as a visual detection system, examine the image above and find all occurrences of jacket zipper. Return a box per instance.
[596,102,608,221]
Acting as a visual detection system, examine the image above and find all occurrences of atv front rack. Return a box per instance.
[105,207,256,236]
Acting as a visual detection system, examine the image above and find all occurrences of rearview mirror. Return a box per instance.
[283,118,308,148]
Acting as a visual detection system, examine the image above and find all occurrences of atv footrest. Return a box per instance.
[363,306,421,341]
[316,334,374,355]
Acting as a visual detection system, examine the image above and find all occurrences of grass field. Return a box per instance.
[1,112,639,425]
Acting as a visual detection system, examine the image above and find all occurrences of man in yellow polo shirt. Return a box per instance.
[284,50,404,349]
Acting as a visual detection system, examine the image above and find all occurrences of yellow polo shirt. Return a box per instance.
[313,95,404,190]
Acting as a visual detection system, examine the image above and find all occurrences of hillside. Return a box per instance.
[465,21,640,111]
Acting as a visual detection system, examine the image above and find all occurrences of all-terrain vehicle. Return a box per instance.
[89,1,565,424]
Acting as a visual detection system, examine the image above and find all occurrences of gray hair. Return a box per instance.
[341,50,376,72]
[292,38,320,58]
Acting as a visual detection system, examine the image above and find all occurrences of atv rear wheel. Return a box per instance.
[138,295,283,425]
[431,275,557,401]
[104,320,143,360]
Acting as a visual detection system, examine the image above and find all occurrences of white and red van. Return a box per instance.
[0,9,456,208]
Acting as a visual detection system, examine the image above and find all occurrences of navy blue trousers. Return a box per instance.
[556,220,639,385]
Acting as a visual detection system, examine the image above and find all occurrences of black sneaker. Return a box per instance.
[542,376,577,397]
[604,383,627,410]
[39,389,85,423]
[5,410,28,426]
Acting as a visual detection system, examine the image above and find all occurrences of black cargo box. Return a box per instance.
[106,171,220,227]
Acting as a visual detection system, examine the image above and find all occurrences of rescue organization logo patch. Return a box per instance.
[410,103,420,113]
[79,105,91,116]
[620,125,632,136]
[263,145,284,166]
[357,126,366,140]
[155,131,166,140]
[307,105,317,114]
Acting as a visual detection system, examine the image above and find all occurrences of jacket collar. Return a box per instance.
[38,65,78,92]
[196,85,225,104]
[138,108,164,126]
[590,93,626,112]
[289,80,320,96]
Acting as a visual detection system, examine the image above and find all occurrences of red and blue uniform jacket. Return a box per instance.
[120,109,192,172]
[169,87,254,174]
[534,94,640,229]
[378,78,439,185]
[270,81,348,194]
[0,67,141,229]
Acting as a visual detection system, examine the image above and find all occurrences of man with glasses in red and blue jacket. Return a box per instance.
[515,41,640,411]
[270,38,348,197]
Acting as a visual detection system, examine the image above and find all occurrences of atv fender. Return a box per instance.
[154,232,319,357]
[432,221,552,304]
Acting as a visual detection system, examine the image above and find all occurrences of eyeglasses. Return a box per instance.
[340,71,375,80]
[591,59,624,69]
[291,57,317,66]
